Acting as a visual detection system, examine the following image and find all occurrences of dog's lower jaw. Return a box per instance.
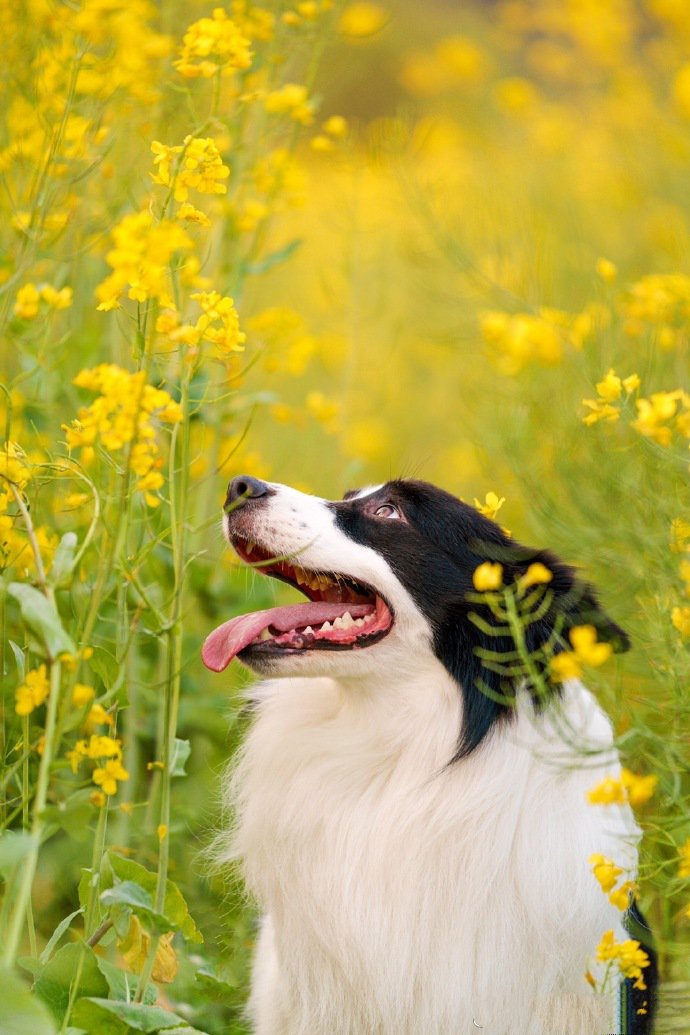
[225,674,639,1035]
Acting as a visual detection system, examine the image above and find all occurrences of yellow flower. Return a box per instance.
[582,369,639,425]
[264,83,314,125]
[0,441,32,488]
[589,853,623,893]
[472,562,503,591]
[520,562,553,590]
[95,211,194,310]
[339,2,389,37]
[595,257,617,282]
[306,391,340,434]
[323,115,348,138]
[473,491,506,522]
[63,365,182,505]
[672,606,690,636]
[671,518,690,553]
[569,625,613,666]
[151,136,230,202]
[608,880,637,912]
[40,285,72,310]
[15,665,50,717]
[176,202,211,227]
[587,776,627,806]
[174,8,253,79]
[72,683,96,708]
[14,284,40,319]
[588,769,657,808]
[549,651,582,682]
[631,390,689,446]
[84,703,114,729]
[92,757,129,795]
[596,930,650,990]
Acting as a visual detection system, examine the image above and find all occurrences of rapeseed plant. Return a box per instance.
[3,0,690,1030]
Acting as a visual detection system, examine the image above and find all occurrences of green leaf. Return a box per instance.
[101,880,174,934]
[244,237,302,275]
[49,532,78,587]
[0,830,37,878]
[8,638,26,681]
[8,582,75,658]
[42,789,96,842]
[89,645,118,689]
[71,998,191,1033]
[95,957,158,1005]
[0,967,57,1035]
[108,853,203,944]
[194,967,239,999]
[169,738,191,777]
[39,908,84,965]
[33,943,108,1024]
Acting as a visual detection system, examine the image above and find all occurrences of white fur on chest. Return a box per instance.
[225,670,639,1035]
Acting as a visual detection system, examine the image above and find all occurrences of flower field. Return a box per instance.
[1,0,690,1030]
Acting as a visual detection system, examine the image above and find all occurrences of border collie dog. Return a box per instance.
[203,476,657,1035]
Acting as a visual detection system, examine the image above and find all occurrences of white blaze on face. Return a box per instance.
[214,482,435,678]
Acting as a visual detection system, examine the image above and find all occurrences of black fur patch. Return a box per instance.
[332,479,629,760]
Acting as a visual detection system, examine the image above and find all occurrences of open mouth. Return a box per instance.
[201,536,394,672]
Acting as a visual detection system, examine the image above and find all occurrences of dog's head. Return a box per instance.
[202,476,629,757]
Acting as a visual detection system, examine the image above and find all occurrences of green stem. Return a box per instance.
[2,660,62,967]
[135,370,192,1003]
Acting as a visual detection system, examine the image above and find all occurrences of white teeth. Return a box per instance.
[340,612,355,629]
[304,626,313,635]
[258,628,272,641]
[333,616,345,629]
[321,621,332,631]
[354,618,365,627]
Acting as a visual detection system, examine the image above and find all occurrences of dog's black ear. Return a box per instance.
[439,545,629,763]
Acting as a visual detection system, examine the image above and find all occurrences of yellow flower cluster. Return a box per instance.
[156,291,246,361]
[15,665,50,717]
[631,388,690,447]
[311,115,349,152]
[67,733,129,798]
[549,625,612,682]
[589,852,637,911]
[622,273,690,348]
[174,8,253,79]
[582,368,640,425]
[587,769,658,808]
[596,929,651,990]
[264,84,314,125]
[0,441,32,489]
[480,306,598,375]
[14,283,72,320]
[151,136,230,204]
[95,211,193,312]
[63,365,182,506]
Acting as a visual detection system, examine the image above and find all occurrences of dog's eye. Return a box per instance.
[374,504,401,520]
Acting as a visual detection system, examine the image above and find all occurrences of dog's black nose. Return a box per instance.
[225,475,270,511]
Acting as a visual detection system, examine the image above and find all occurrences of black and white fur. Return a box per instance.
[213,477,656,1035]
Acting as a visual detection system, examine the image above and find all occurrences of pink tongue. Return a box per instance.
[201,602,375,672]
